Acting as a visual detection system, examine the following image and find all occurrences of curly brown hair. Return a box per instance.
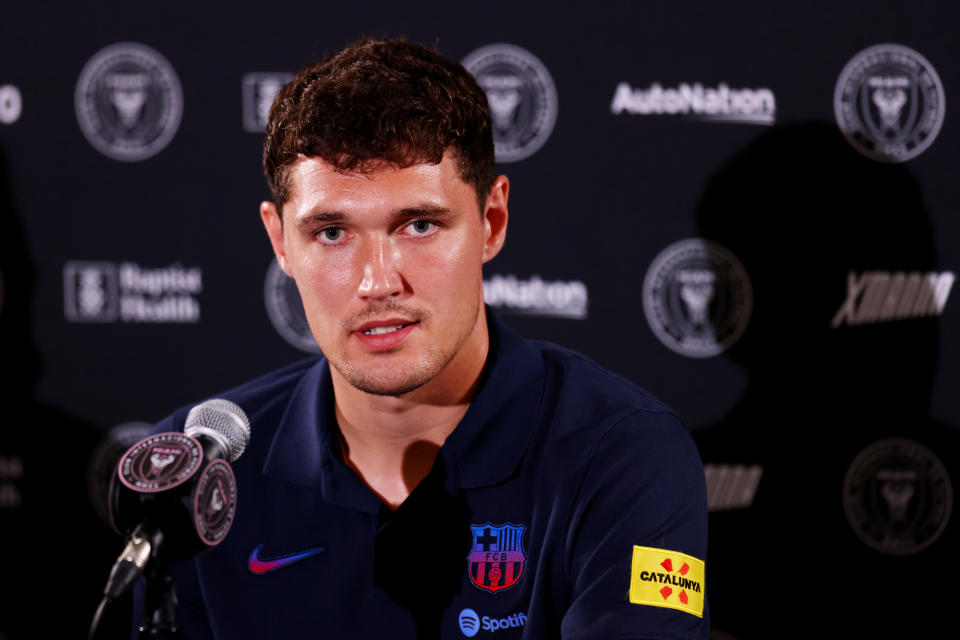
[263,38,495,216]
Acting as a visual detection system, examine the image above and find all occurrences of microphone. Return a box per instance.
[101,398,251,601]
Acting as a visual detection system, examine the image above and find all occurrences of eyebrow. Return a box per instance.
[294,204,454,230]
[395,205,454,220]
[295,211,346,229]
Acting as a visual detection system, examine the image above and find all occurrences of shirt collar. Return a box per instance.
[261,307,546,509]
[441,308,546,488]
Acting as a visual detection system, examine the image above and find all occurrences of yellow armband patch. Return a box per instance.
[628,545,705,618]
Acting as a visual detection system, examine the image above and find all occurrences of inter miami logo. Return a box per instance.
[75,42,183,161]
[642,238,752,358]
[118,432,202,493]
[462,44,558,163]
[264,260,322,353]
[843,438,952,555]
[467,523,526,593]
[193,459,237,545]
[834,44,945,162]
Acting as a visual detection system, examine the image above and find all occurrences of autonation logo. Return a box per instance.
[611,82,775,124]
[64,261,202,323]
[484,274,588,319]
[458,608,527,637]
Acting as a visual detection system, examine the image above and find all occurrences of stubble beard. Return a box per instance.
[329,299,481,397]
[331,345,450,396]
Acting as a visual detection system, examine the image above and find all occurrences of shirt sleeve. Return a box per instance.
[561,410,709,640]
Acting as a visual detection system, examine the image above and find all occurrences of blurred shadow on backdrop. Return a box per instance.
[0,143,131,639]
[692,122,957,638]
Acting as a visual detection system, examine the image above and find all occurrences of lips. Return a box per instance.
[352,318,419,350]
[361,323,410,335]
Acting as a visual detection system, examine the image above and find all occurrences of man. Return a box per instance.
[154,38,708,638]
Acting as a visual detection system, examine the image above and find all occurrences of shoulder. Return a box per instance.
[524,347,710,635]
[527,340,705,528]
[217,356,321,414]
[153,356,323,434]
[531,340,685,439]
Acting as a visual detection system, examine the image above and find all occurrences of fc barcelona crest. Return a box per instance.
[467,522,526,593]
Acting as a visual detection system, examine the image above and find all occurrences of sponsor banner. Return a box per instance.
[629,545,705,617]
[611,82,775,125]
[75,42,183,161]
[264,260,321,353]
[704,464,763,511]
[831,271,954,328]
[462,44,558,163]
[843,437,952,555]
[242,72,293,132]
[63,261,202,324]
[458,608,528,637]
[483,274,587,319]
[834,44,945,162]
[643,239,752,358]
[0,84,22,124]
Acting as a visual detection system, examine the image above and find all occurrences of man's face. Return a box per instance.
[261,153,508,397]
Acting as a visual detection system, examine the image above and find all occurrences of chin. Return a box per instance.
[350,376,431,397]
[332,351,448,397]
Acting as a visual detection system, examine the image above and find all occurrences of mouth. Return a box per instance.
[360,322,416,336]
[352,318,420,350]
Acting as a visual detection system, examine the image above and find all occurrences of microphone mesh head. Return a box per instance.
[184,398,251,462]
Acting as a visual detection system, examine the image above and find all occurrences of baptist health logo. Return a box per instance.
[242,72,293,132]
[64,261,201,323]
[458,608,528,637]
[611,82,775,124]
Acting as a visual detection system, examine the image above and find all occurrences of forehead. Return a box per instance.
[284,153,477,218]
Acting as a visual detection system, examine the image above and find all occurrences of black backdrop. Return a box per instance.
[2,2,958,637]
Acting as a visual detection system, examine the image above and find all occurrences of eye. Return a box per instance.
[319,227,343,243]
[407,220,435,235]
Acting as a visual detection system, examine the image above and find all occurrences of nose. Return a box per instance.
[357,234,403,299]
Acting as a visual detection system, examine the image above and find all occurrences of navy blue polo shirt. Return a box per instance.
[151,310,709,639]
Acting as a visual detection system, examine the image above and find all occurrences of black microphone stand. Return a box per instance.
[139,561,181,639]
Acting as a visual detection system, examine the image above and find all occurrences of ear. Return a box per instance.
[260,201,290,275]
[481,175,509,263]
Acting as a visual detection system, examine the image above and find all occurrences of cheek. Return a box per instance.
[407,234,484,297]
[321,254,356,291]
[291,246,357,305]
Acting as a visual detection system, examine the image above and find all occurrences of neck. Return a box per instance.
[331,309,490,509]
